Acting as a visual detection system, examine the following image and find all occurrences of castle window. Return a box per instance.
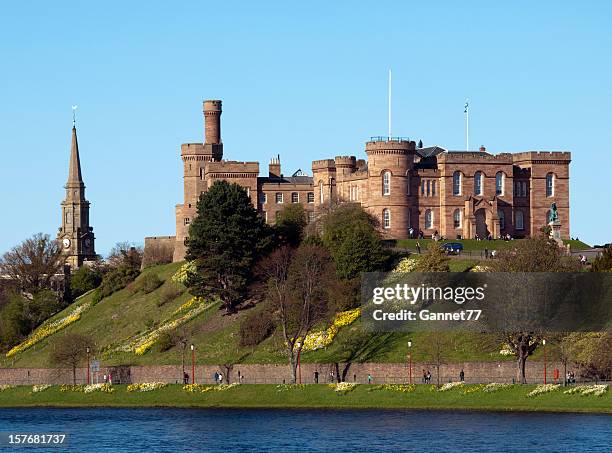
[184,218,190,225]
[453,209,461,229]
[319,181,324,203]
[383,209,391,229]
[474,171,483,196]
[263,211,267,222]
[453,171,462,196]
[432,181,436,196]
[308,211,315,223]
[498,210,505,230]
[307,192,314,203]
[426,180,431,197]
[522,182,527,197]
[291,192,299,203]
[515,210,524,230]
[546,173,554,197]
[495,172,504,196]
[259,193,267,204]
[425,209,433,229]
[421,181,425,196]
[382,171,391,196]
[276,193,283,203]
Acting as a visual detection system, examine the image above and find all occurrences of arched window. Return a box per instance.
[382,171,391,196]
[453,171,462,196]
[383,209,391,229]
[319,181,324,203]
[426,180,431,197]
[425,209,433,229]
[432,181,436,196]
[474,171,483,195]
[453,209,461,229]
[515,210,524,230]
[495,172,504,196]
[498,210,505,230]
[546,173,554,197]
[406,174,411,195]
[421,180,425,195]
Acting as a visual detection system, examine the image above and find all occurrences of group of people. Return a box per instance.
[408,227,425,239]
[181,371,227,384]
[422,370,433,384]
[578,254,588,265]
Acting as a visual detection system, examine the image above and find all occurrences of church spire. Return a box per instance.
[66,126,84,188]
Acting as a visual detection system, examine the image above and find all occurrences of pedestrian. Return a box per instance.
[409,227,414,238]
[103,374,107,383]
[422,369,427,384]
[367,374,372,384]
[184,372,189,384]
[218,372,223,384]
[314,371,319,384]
[108,373,113,385]
[484,247,489,259]
[491,250,496,259]
[426,370,432,384]
[214,371,219,384]
[459,369,465,382]
[329,371,335,383]
[416,241,421,254]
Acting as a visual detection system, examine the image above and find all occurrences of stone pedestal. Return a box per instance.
[549,220,563,247]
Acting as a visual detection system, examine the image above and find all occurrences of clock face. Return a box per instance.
[63,238,71,249]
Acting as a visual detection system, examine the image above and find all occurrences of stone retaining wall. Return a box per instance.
[0,361,574,385]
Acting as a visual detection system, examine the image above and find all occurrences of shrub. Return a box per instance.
[96,264,140,302]
[157,285,183,307]
[70,266,103,299]
[156,330,177,352]
[139,273,163,294]
[239,308,275,346]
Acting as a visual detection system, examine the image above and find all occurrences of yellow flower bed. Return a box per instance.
[116,299,214,356]
[300,308,361,352]
[171,261,197,285]
[83,383,114,393]
[173,296,205,316]
[0,385,15,391]
[6,303,91,358]
[127,382,168,392]
[392,258,419,273]
[32,384,52,393]
[328,382,357,395]
[182,383,239,392]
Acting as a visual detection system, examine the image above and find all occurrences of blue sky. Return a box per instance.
[1,1,611,255]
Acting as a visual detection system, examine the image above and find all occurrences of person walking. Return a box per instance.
[459,369,465,382]
[183,372,189,384]
[367,374,373,384]
[218,372,223,384]
[314,371,319,384]
[214,371,219,384]
[416,241,421,254]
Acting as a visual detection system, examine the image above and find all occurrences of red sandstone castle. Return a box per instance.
[164,100,570,261]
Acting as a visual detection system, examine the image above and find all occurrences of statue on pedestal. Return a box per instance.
[549,202,559,223]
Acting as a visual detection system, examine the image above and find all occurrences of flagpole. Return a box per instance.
[465,99,469,151]
[388,69,392,140]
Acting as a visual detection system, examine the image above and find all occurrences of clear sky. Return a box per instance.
[1,1,611,256]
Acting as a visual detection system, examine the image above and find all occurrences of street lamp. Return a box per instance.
[190,344,195,384]
[86,347,90,385]
[407,341,412,385]
[543,339,548,384]
[296,341,302,384]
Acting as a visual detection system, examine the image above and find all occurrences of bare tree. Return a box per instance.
[49,332,93,384]
[142,241,174,268]
[107,242,143,270]
[0,233,64,293]
[261,245,332,383]
[421,332,454,386]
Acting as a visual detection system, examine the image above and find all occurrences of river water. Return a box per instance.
[0,408,610,452]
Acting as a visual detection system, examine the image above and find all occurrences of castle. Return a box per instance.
[146,100,571,262]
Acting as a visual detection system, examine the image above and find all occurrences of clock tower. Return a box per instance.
[58,124,97,268]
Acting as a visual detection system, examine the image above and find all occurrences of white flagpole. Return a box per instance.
[388,69,392,140]
[465,99,469,151]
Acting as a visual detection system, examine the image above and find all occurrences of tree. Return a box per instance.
[421,332,455,386]
[49,332,93,385]
[142,241,175,268]
[493,237,580,383]
[414,243,450,272]
[70,266,102,299]
[261,245,333,383]
[0,233,63,293]
[274,203,307,247]
[186,180,271,313]
[591,245,612,272]
[320,203,388,280]
[107,242,143,270]
[562,332,612,380]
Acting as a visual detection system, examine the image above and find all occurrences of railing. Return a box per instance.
[369,136,411,142]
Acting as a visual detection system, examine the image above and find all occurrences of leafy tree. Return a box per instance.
[49,332,93,384]
[186,180,271,313]
[414,243,450,272]
[561,332,612,380]
[70,266,102,299]
[591,245,612,272]
[320,203,388,280]
[493,237,580,383]
[274,203,307,247]
[0,233,63,293]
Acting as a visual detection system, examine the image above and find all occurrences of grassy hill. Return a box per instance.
[2,259,537,369]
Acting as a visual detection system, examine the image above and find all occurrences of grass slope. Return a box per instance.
[395,238,591,252]
[2,260,540,368]
[0,384,609,413]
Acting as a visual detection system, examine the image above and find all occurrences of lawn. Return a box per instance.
[0,384,609,413]
[395,238,591,252]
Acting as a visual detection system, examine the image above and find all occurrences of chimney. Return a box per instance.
[269,155,281,178]
[479,145,486,152]
[203,100,222,144]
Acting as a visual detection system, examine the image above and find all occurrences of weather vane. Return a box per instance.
[72,105,78,126]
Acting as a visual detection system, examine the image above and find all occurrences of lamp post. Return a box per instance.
[542,339,547,385]
[86,347,90,385]
[407,340,412,384]
[190,344,195,384]
[296,341,302,384]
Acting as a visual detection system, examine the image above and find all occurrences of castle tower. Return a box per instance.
[58,125,96,268]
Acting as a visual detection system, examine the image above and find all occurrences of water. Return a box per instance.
[0,408,610,452]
